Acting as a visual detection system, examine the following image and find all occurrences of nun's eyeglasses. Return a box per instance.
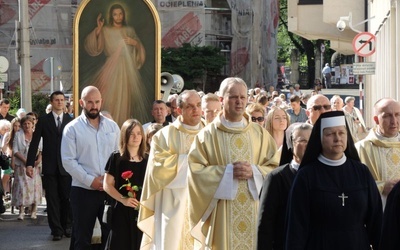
[311,105,331,111]
[294,139,308,144]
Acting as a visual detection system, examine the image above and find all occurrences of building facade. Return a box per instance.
[0,0,279,97]
[289,0,400,127]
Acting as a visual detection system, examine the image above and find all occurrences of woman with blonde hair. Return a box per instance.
[246,103,266,128]
[265,107,290,149]
[103,119,148,249]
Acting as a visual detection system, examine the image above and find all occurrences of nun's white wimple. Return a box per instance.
[321,116,346,140]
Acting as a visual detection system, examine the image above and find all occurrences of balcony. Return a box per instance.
[288,0,366,55]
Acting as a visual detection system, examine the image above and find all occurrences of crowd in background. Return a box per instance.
[0,78,399,249]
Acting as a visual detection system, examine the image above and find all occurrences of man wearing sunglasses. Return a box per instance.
[306,94,332,125]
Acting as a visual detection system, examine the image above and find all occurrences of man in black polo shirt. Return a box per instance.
[0,99,14,122]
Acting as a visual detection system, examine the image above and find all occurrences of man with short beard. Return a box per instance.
[61,86,120,249]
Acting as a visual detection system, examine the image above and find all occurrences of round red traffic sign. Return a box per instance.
[352,32,376,57]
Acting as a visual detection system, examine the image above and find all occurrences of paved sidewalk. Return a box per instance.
[0,200,71,249]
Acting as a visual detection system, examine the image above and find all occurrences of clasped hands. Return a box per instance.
[91,176,104,191]
[26,166,34,178]
[383,179,400,196]
[233,161,253,180]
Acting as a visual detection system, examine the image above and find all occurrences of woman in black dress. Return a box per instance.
[104,119,147,249]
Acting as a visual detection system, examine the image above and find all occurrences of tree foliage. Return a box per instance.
[161,43,227,89]
[278,0,335,87]
[8,87,49,117]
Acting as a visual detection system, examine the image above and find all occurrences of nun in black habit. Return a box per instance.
[257,123,313,250]
[380,181,400,249]
[285,111,382,250]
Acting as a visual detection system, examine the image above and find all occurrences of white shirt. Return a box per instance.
[52,111,63,125]
[61,112,120,189]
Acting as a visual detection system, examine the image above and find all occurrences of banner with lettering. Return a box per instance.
[156,0,205,48]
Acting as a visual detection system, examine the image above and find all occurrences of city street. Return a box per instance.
[0,202,70,249]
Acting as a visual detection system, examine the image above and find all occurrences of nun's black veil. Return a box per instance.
[279,122,305,166]
[299,111,360,169]
[279,128,293,166]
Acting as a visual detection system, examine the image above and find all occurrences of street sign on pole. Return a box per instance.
[352,32,376,57]
[0,73,8,82]
[353,62,376,75]
[0,56,9,73]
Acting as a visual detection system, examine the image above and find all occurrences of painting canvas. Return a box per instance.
[74,0,160,126]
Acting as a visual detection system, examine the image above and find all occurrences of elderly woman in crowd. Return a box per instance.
[246,103,266,128]
[12,116,42,220]
[330,95,344,111]
[257,123,313,250]
[343,96,367,142]
[272,97,288,110]
[248,89,256,103]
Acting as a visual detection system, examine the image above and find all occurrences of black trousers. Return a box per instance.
[69,187,109,250]
[42,174,72,236]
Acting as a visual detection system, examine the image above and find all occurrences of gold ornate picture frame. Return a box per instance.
[73,0,160,125]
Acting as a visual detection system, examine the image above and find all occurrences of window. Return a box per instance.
[298,0,323,5]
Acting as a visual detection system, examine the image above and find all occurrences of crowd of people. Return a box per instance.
[0,78,399,250]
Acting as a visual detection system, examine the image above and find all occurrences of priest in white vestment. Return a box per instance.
[355,98,400,205]
[138,90,205,250]
[188,77,279,249]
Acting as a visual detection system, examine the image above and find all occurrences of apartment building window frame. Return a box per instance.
[298,0,323,5]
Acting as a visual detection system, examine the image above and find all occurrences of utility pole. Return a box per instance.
[18,0,32,111]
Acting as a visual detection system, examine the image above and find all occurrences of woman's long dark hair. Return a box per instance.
[119,119,147,160]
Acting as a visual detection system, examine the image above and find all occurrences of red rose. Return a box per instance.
[121,171,133,180]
